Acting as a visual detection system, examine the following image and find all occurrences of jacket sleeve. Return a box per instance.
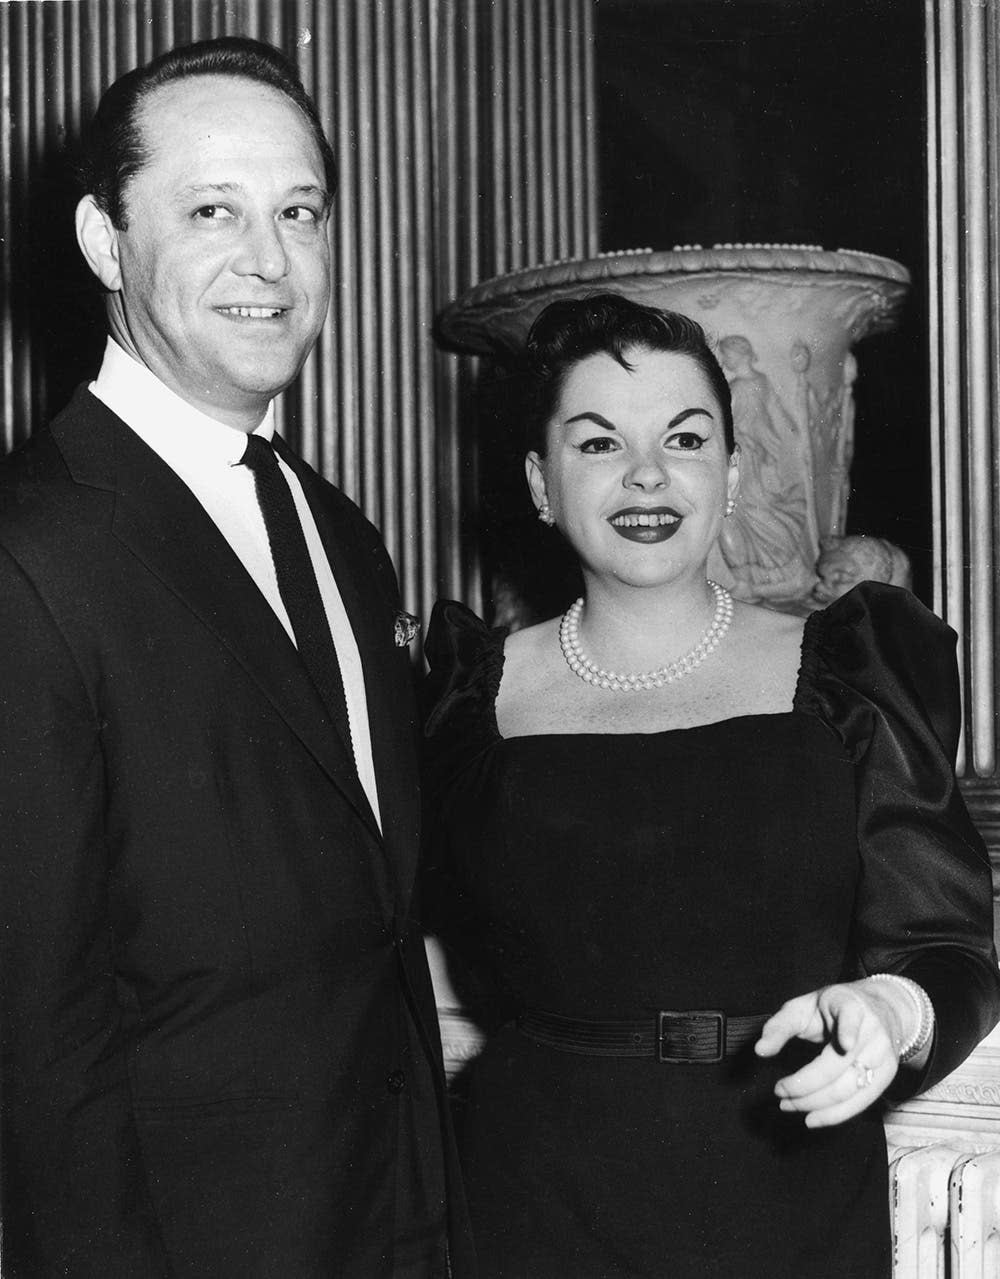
[0,546,170,1277]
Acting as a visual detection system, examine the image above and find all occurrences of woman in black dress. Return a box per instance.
[422,294,1000,1278]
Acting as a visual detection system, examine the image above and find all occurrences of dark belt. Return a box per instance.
[517,1008,767,1064]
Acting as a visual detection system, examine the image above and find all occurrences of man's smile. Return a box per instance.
[215,304,290,320]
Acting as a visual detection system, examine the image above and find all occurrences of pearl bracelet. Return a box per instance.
[866,973,935,1062]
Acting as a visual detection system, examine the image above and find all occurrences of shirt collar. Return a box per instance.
[89,337,275,474]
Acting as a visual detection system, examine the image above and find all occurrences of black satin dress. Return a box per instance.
[421,583,999,1279]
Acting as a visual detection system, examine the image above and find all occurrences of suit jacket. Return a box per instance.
[0,388,474,1278]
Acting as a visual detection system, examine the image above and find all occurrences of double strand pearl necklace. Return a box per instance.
[558,580,735,692]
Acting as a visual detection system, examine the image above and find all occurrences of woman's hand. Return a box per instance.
[753,979,920,1128]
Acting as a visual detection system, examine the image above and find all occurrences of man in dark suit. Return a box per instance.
[0,37,471,1278]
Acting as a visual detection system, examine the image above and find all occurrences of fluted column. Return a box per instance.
[926,0,1000,921]
[431,0,598,610]
[885,5,1000,1233]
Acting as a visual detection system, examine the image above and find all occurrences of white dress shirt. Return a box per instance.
[91,337,383,831]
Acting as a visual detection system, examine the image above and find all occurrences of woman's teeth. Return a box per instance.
[610,512,679,528]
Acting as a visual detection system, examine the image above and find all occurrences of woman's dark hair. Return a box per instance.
[79,36,337,230]
[522,292,735,456]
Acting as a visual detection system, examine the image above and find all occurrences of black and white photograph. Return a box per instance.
[1,2,999,1276]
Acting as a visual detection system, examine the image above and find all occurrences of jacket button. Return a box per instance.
[387,1070,406,1094]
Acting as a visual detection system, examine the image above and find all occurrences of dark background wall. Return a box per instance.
[594,0,929,596]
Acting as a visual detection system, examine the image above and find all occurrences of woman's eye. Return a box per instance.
[667,432,705,450]
[578,437,619,454]
[192,205,234,221]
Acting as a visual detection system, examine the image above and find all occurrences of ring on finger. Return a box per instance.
[854,1060,874,1090]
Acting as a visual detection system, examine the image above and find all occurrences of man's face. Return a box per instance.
[110,75,331,426]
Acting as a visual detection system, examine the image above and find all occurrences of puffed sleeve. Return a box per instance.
[419,600,504,941]
[807,582,1000,1094]
[422,599,504,781]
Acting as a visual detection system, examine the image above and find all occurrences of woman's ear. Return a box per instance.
[75,195,123,292]
[525,451,550,516]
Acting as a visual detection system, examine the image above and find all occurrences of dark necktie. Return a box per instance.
[240,434,355,766]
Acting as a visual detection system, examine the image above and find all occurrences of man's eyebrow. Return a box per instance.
[173,182,331,204]
[563,407,715,430]
[174,182,245,200]
[286,184,331,204]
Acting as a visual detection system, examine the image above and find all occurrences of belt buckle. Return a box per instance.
[658,1009,725,1063]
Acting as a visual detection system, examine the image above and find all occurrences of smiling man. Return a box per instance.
[0,38,470,1279]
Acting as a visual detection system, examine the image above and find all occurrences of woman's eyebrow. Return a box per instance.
[563,407,715,430]
[564,411,617,429]
[667,407,715,428]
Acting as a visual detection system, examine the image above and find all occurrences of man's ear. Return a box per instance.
[75,195,123,291]
[525,451,550,515]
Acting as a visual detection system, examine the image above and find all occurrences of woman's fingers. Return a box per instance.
[757,982,901,1127]
[774,1042,894,1126]
[795,1056,896,1129]
[756,983,863,1058]
[817,983,865,1055]
[774,1040,857,1100]
[754,992,823,1057]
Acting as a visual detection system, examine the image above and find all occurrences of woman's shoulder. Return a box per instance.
[722,600,806,703]
[805,581,955,672]
[423,599,508,739]
[800,581,960,757]
[815,579,948,629]
[501,615,561,663]
[425,598,501,666]
[735,599,807,646]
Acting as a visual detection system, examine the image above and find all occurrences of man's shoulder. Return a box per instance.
[2,385,104,469]
[0,424,68,517]
[0,387,107,543]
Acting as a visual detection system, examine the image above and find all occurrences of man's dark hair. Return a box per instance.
[521,292,735,456]
[79,36,337,229]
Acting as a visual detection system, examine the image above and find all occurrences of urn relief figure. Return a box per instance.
[713,333,814,603]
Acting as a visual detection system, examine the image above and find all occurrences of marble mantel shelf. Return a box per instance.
[885,1025,1000,1149]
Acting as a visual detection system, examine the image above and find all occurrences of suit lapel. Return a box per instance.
[278,438,422,917]
[53,391,382,847]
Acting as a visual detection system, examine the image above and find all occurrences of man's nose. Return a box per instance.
[232,217,289,282]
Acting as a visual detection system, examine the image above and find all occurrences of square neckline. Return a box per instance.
[486,607,824,743]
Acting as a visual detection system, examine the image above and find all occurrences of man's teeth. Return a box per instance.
[610,512,679,527]
[222,306,283,318]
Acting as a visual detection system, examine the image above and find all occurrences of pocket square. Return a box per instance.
[394,610,420,647]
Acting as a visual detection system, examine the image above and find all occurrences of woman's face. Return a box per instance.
[526,346,739,591]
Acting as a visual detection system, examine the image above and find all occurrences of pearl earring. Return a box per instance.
[725,497,737,517]
[538,502,555,526]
